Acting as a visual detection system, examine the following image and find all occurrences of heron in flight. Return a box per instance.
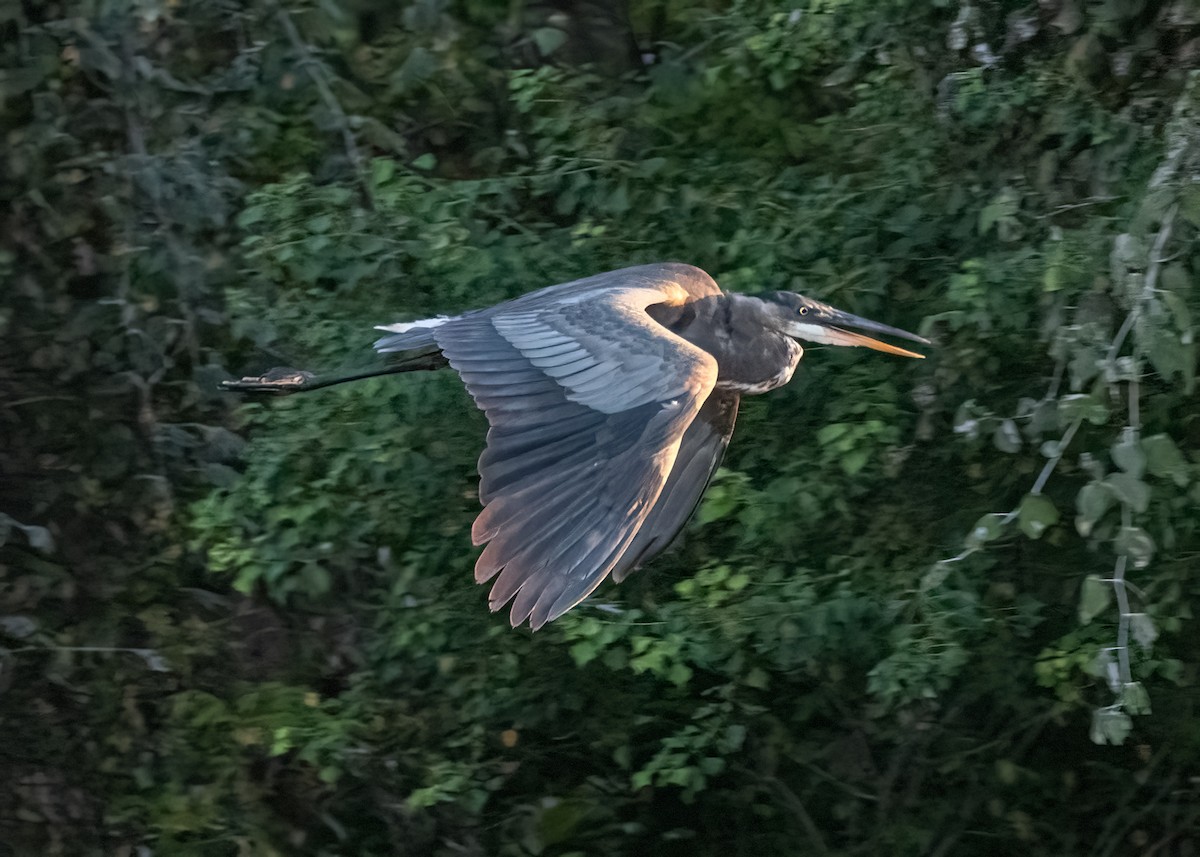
[224,263,928,629]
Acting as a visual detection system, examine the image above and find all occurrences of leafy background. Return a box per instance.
[2,0,1199,854]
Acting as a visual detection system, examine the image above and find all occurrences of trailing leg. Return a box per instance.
[221,348,448,396]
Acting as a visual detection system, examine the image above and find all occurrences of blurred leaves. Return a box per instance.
[1078,575,1112,625]
[3,1,1199,855]
[1018,494,1060,540]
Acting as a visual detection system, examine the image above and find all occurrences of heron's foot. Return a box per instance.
[221,367,316,394]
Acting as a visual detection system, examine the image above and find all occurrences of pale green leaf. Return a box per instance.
[1058,394,1109,426]
[1104,472,1150,513]
[817,423,850,445]
[532,27,568,55]
[841,448,869,475]
[1074,482,1113,536]
[1142,434,1189,486]
[1120,682,1151,715]
[978,188,1018,235]
[1043,242,1065,292]
[370,159,396,185]
[1110,433,1145,478]
[1129,613,1158,651]
[993,419,1021,453]
[1077,574,1111,624]
[1114,526,1155,569]
[1018,494,1059,539]
[1089,708,1132,745]
[1159,266,1192,331]
[965,513,1007,549]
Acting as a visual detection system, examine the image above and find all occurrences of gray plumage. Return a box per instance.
[226,263,928,629]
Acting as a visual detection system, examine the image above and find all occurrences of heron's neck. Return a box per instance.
[655,294,803,395]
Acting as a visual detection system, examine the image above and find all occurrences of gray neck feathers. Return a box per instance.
[657,294,800,393]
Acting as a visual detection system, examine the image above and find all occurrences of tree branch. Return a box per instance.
[276,5,376,210]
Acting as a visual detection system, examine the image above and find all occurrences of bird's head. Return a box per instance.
[757,292,929,359]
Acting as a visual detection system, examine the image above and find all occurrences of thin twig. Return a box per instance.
[1028,415,1082,498]
[6,645,156,656]
[1036,195,1119,219]
[796,759,879,802]
[276,6,376,210]
[1105,205,1178,365]
[1103,205,1177,700]
[765,775,831,855]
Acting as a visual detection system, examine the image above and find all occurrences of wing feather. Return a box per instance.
[611,390,740,583]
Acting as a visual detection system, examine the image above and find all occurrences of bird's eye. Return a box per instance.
[798,306,809,316]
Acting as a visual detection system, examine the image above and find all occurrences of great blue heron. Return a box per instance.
[224,263,928,629]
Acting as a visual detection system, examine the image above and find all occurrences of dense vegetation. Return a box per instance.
[2,1,1199,854]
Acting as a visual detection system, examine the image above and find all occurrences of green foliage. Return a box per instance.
[4,1,1200,855]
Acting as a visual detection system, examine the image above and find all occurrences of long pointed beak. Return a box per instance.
[786,310,930,359]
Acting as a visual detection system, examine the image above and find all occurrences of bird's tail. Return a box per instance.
[372,315,452,353]
[221,346,447,395]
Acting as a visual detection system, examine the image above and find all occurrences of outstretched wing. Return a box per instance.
[432,268,719,629]
[611,389,740,583]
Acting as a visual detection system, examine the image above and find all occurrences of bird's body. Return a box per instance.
[225,263,927,629]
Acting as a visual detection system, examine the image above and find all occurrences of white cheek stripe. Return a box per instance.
[374,316,450,333]
[785,320,840,344]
